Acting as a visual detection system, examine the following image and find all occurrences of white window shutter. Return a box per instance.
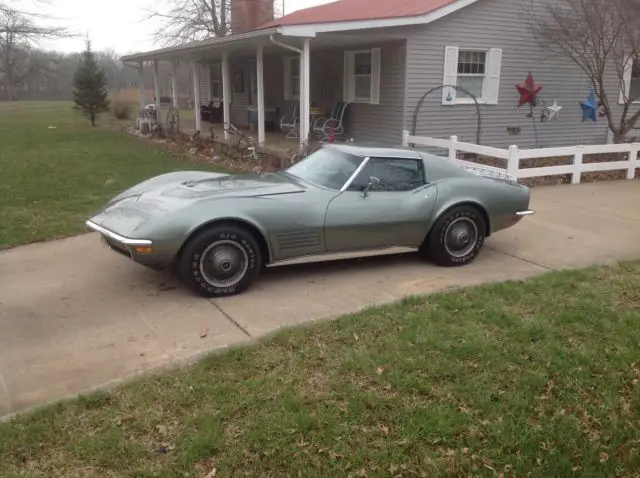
[620,56,632,104]
[442,46,459,105]
[206,65,212,102]
[483,48,502,104]
[283,57,292,101]
[370,48,381,105]
[343,51,354,103]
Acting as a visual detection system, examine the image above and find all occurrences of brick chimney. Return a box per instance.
[231,0,275,34]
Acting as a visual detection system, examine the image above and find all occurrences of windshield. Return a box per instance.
[285,148,365,190]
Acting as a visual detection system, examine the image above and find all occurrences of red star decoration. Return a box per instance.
[516,72,543,107]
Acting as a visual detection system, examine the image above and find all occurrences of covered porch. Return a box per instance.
[121,27,408,154]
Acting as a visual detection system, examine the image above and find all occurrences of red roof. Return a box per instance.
[262,0,459,28]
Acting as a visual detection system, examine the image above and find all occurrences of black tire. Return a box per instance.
[421,205,486,267]
[179,224,263,298]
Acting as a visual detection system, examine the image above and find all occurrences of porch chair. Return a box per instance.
[313,102,349,142]
[280,104,299,139]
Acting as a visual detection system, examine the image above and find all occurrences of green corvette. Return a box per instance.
[86,144,533,297]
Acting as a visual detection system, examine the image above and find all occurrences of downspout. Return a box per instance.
[270,34,306,151]
[269,34,302,55]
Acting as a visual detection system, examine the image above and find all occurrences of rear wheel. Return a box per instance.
[179,225,263,298]
[421,205,486,267]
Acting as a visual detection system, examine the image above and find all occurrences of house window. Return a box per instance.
[343,48,381,105]
[456,50,486,100]
[210,63,222,100]
[631,60,640,99]
[620,57,640,103]
[284,57,300,100]
[442,46,502,105]
[354,52,372,100]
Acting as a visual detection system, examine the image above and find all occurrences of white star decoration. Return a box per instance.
[545,100,563,120]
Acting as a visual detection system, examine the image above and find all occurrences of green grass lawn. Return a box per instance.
[0,101,223,249]
[2,262,640,476]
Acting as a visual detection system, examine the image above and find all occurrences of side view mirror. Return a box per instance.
[361,176,381,198]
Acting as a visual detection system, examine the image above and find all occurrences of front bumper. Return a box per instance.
[85,220,170,270]
[85,220,152,247]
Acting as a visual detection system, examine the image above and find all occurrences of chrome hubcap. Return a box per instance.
[444,217,479,258]
[199,240,249,288]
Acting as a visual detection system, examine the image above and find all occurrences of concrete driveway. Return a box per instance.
[2,180,640,418]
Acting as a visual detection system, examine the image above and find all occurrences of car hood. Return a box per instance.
[90,170,305,237]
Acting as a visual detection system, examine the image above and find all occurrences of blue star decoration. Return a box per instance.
[580,89,598,122]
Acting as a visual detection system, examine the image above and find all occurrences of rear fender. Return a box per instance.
[429,180,493,236]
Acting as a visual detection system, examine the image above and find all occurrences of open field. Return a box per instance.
[1,261,640,476]
[0,101,222,248]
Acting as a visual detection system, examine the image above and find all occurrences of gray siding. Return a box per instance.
[404,0,636,149]
[309,41,407,145]
[214,41,406,144]
[199,55,286,128]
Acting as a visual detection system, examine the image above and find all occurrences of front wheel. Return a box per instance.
[421,205,486,267]
[179,225,263,298]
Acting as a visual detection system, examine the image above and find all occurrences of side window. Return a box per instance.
[348,158,426,192]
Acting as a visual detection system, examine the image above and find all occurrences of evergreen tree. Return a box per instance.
[72,40,110,126]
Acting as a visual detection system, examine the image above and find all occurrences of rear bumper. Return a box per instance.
[516,210,535,216]
[85,220,169,271]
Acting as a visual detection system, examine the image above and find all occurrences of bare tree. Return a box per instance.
[0,1,69,99]
[147,0,283,47]
[527,0,640,142]
[147,0,231,47]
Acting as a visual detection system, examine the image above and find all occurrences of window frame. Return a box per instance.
[454,49,488,104]
[346,156,427,193]
[442,46,502,106]
[352,51,373,102]
[343,48,381,105]
[619,55,640,105]
[284,56,300,100]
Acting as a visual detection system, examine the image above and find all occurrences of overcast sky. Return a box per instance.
[31,0,332,54]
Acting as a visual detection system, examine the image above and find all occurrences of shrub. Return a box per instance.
[112,101,132,120]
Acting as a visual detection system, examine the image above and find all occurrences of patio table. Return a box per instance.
[309,106,328,129]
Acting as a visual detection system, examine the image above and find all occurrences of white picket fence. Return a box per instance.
[402,130,640,184]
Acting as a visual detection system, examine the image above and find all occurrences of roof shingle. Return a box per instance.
[262,0,459,28]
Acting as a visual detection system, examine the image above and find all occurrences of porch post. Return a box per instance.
[138,62,145,111]
[257,44,265,147]
[301,38,311,149]
[192,61,202,132]
[171,60,178,107]
[298,51,305,150]
[222,52,231,138]
[152,59,160,109]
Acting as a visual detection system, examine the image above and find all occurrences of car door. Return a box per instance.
[324,156,438,252]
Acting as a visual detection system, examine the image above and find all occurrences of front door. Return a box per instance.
[324,157,437,252]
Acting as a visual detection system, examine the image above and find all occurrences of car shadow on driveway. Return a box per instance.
[138,251,422,297]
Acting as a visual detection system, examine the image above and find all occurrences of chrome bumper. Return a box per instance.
[516,210,535,216]
[85,220,152,246]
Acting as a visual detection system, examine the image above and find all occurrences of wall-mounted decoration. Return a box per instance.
[580,89,598,122]
[544,99,562,121]
[516,72,543,108]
